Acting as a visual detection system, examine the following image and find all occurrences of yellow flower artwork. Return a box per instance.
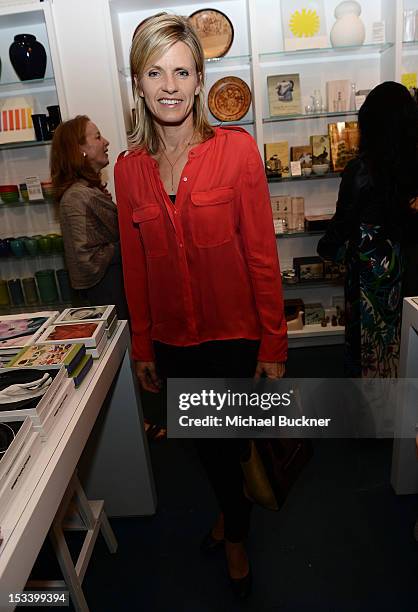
[289,8,320,38]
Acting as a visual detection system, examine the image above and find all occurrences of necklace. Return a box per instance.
[160,135,194,193]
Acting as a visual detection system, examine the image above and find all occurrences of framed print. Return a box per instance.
[293,256,324,282]
[264,142,290,178]
[267,74,302,117]
[281,1,328,51]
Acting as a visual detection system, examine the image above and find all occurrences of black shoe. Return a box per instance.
[229,567,252,599]
[200,530,224,553]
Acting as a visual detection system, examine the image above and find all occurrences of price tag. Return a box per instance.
[25,176,43,201]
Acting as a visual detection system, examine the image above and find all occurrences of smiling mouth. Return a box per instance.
[159,98,182,105]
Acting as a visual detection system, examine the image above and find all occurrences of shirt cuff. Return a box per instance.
[131,332,155,362]
[258,332,288,363]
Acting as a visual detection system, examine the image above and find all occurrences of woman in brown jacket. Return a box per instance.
[50,115,129,320]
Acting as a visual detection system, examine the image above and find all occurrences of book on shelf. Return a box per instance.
[310,135,330,165]
[264,142,290,178]
[328,121,360,172]
[290,145,312,167]
[267,74,302,116]
[37,321,106,349]
[7,343,86,375]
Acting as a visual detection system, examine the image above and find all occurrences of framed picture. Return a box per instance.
[293,256,324,282]
[267,74,302,117]
[264,141,290,177]
[281,1,328,51]
[310,135,330,165]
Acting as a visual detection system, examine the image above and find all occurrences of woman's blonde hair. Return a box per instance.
[129,12,214,153]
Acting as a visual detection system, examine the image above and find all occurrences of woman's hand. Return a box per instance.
[135,361,161,393]
[255,361,286,380]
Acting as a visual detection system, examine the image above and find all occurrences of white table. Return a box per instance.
[0,321,156,609]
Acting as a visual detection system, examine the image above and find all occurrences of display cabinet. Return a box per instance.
[0,1,69,314]
[6,1,413,343]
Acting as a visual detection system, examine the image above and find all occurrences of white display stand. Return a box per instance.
[391,297,418,494]
[0,321,156,610]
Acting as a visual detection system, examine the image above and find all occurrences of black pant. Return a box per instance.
[154,339,259,543]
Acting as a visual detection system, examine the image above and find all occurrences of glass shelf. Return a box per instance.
[120,54,251,78]
[264,110,358,124]
[0,140,51,151]
[276,230,325,239]
[268,171,342,183]
[0,199,50,208]
[402,40,418,54]
[260,42,393,63]
[2,253,63,261]
[0,76,56,96]
[211,119,254,127]
[283,280,344,291]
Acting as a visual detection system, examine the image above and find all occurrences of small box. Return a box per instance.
[304,303,325,325]
[304,214,333,232]
[293,256,324,282]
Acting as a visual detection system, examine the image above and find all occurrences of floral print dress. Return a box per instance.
[317,157,406,378]
[344,224,402,377]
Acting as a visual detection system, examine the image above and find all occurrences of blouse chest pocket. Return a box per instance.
[132,205,168,258]
[190,187,235,248]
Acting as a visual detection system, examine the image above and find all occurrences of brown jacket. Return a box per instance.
[60,180,119,290]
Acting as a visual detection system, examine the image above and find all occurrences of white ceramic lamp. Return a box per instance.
[330,1,366,47]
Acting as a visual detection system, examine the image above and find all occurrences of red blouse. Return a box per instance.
[115,127,287,362]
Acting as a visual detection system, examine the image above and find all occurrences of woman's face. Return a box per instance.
[138,41,201,126]
[80,121,109,173]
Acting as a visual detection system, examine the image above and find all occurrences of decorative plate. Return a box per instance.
[208,76,252,122]
[189,9,234,59]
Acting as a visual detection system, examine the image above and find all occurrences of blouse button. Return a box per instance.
[183,177,188,182]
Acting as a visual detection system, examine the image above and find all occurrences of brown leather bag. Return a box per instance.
[241,438,313,511]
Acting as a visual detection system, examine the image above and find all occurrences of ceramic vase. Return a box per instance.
[330,1,366,48]
[9,34,47,81]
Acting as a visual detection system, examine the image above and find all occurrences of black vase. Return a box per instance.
[9,34,47,81]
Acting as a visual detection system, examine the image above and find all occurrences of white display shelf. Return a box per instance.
[0,76,56,98]
[402,40,418,56]
[120,54,251,79]
[283,280,344,291]
[276,230,325,239]
[0,140,51,151]
[259,42,394,64]
[263,110,358,124]
[0,200,50,208]
[268,172,341,183]
[288,323,345,348]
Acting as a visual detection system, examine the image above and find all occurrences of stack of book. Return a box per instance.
[0,366,75,439]
[54,305,118,338]
[37,320,107,359]
[0,312,59,367]
[6,342,92,388]
[0,417,42,528]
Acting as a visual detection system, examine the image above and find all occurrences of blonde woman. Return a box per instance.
[115,13,287,598]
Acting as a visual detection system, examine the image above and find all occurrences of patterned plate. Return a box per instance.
[189,9,234,59]
[208,76,252,122]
